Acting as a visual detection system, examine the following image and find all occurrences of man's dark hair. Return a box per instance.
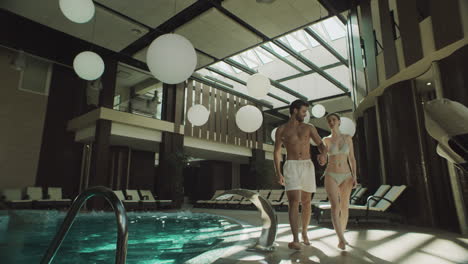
[289,99,309,115]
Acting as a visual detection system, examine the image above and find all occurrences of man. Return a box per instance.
[274,99,327,250]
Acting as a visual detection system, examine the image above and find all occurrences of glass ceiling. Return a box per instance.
[197,16,350,108]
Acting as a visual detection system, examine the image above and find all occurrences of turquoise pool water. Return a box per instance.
[0,210,243,263]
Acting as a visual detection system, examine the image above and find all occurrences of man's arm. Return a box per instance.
[274,126,285,185]
[310,125,327,154]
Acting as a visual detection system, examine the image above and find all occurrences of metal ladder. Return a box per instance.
[41,186,128,264]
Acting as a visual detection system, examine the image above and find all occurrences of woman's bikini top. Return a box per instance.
[327,137,350,156]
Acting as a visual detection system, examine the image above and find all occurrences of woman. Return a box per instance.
[318,113,357,250]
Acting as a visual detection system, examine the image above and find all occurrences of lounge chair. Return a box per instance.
[315,185,407,223]
[0,189,31,209]
[281,188,325,212]
[209,192,233,208]
[26,186,42,199]
[195,190,225,208]
[310,186,368,213]
[258,189,272,199]
[311,187,328,207]
[23,187,44,209]
[114,190,139,210]
[217,194,244,209]
[350,186,368,205]
[239,189,271,209]
[269,190,286,208]
[122,190,151,210]
[365,185,391,207]
[36,187,72,209]
[139,190,172,209]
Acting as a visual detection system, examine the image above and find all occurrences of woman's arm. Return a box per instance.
[347,136,358,185]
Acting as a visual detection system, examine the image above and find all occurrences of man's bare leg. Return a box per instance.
[286,190,301,250]
[300,190,312,245]
[324,176,347,250]
[339,177,354,232]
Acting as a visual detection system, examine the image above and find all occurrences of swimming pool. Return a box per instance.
[0,210,244,263]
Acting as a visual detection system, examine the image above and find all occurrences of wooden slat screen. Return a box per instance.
[183,80,265,149]
[184,80,193,137]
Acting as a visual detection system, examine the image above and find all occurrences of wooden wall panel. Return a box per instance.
[395,0,424,67]
[185,80,264,148]
[221,90,228,144]
[378,0,399,78]
[209,86,215,141]
[201,84,209,139]
[193,82,201,138]
[235,96,242,146]
[158,132,184,208]
[228,93,236,144]
[174,82,185,133]
[256,105,263,150]
[362,107,381,192]
[215,89,222,142]
[378,81,434,226]
[184,81,193,136]
[348,7,368,104]
[430,0,463,50]
[162,83,175,122]
[128,149,154,191]
[246,104,252,148]
[35,64,87,199]
[239,98,247,147]
[359,0,379,90]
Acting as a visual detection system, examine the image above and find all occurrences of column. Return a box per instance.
[378,80,434,226]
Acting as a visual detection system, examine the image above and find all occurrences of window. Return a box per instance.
[113,95,121,110]
[322,17,346,40]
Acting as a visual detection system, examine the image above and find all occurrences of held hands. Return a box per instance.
[277,174,285,186]
[317,154,327,166]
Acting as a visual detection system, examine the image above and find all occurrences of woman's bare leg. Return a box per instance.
[324,175,347,250]
[339,176,354,232]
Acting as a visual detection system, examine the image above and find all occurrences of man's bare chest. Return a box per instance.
[282,129,309,144]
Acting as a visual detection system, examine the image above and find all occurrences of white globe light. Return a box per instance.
[59,0,95,24]
[340,117,356,137]
[311,104,326,118]
[246,73,270,98]
[146,34,197,84]
[271,127,278,142]
[304,111,310,123]
[73,51,105,81]
[187,104,209,126]
[236,105,263,133]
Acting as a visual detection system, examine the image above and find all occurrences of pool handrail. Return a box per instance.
[40,186,128,264]
[215,189,278,252]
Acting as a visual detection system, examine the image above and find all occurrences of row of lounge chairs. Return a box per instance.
[0,187,172,211]
[194,187,367,209]
[195,185,407,223]
[0,187,71,209]
[194,188,333,211]
[113,190,172,210]
[313,185,407,223]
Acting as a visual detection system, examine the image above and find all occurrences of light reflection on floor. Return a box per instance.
[190,209,468,264]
